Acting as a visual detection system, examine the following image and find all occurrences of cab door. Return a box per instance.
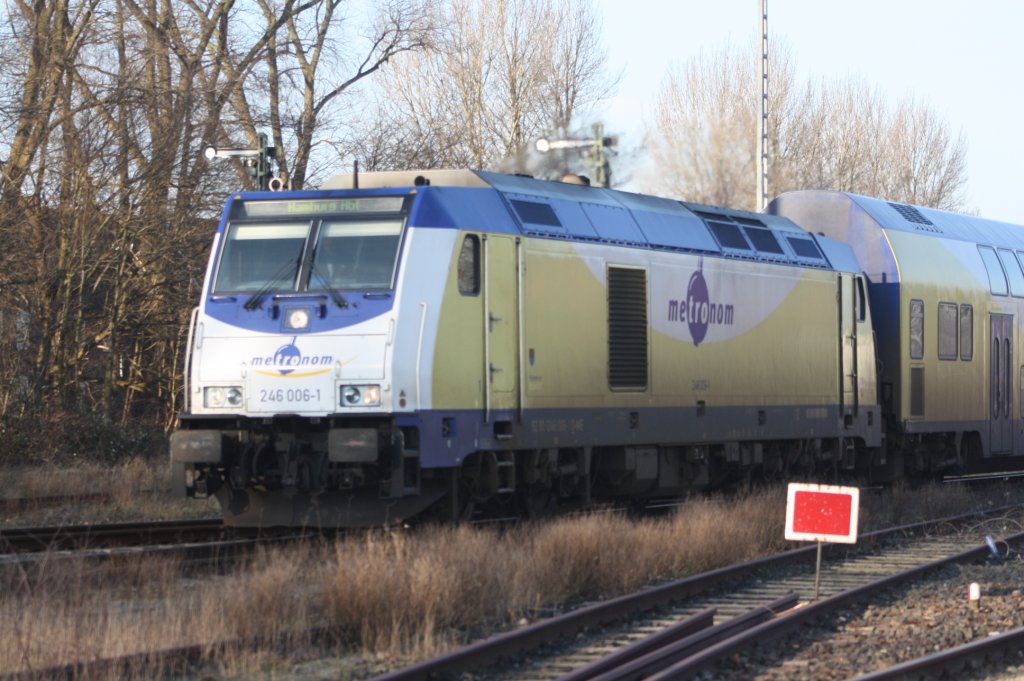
[990,313,1013,454]
[839,273,858,416]
[483,235,521,420]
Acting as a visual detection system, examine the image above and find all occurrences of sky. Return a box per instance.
[594,0,1024,223]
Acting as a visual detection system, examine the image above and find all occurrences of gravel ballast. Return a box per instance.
[713,558,1024,680]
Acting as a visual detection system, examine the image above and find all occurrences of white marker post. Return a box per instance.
[784,483,860,600]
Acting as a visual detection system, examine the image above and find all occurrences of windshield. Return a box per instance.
[309,219,403,291]
[213,223,309,293]
[212,217,404,295]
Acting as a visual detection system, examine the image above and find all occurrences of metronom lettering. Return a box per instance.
[251,355,333,367]
[667,299,734,325]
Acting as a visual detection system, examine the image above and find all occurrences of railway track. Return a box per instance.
[368,507,1024,681]
[2,503,1021,681]
[847,626,1024,681]
[0,517,226,553]
[0,517,326,578]
[0,492,115,515]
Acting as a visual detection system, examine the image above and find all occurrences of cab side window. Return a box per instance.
[458,235,480,295]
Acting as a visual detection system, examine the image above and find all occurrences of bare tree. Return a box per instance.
[643,44,968,211]
[356,0,615,172]
[0,0,308,449]
[217,0,436,189]
[0,0,441,454]
[0,0,608,460]
[0,0,106,428]
[644,46,755,208]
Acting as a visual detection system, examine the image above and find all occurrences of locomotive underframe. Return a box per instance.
[172,412,892,526]
[171,415,446,526]
[455,436,880,520]
[170,412,997,527]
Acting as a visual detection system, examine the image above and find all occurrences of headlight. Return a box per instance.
[340,384,381,407]
[204,386,243,408]
[284,307,310,330]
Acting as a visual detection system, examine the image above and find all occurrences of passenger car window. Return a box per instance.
[998,249,1024,296]
[937,302,957,360]
[909,299,924,360]
[978,246,1008,296]
[960,304,973,361]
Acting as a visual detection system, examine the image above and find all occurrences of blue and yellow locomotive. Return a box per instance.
[170,163,1022,527]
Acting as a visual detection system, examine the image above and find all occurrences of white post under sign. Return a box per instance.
[784,482,860,599]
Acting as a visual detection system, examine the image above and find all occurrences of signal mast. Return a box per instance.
[204,132,287,191]
[756,0,769,210]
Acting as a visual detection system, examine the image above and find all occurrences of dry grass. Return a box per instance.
[318,490,790,658]
[1,554,193,674]
[0,546,331,678]
[860,481,980,527]
[0,458,218,526]
[0,471,1018,677]
[0,458,152,499]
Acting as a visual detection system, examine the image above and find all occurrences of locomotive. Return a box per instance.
[169,165,1023,527]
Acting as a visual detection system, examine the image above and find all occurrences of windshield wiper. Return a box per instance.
[243,259,300,311]
[308,262,349,309]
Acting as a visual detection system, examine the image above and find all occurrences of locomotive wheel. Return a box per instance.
[760,445,784,483]
[961,432,983,472]
[518,481,557,519]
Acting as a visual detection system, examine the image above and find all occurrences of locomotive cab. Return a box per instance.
[171,191,443,526]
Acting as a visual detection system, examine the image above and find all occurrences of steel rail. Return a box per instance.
[0,533,305,574]
[0,517,225,553]
[0,626,336,681]
[645,528,1024,681]
[557,608,717,681]
[0,492,114,514]
[367,504,1022,681]
[568,593,798,681]
[4,504,1019,681]
[848,624,1024,680]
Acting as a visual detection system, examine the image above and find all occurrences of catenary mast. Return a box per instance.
[756,0,769,210]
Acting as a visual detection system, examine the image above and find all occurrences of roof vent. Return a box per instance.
[888,202,941,232]
[511,199,561,227]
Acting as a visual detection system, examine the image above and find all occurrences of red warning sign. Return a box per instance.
[784,483,859,544]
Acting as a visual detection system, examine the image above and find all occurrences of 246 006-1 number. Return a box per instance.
[259,388,321,403]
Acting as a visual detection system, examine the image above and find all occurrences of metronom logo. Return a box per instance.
[666,263,734,346]
[250,337,333,376]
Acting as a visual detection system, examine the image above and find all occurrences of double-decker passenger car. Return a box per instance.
[771,190,1024,473]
